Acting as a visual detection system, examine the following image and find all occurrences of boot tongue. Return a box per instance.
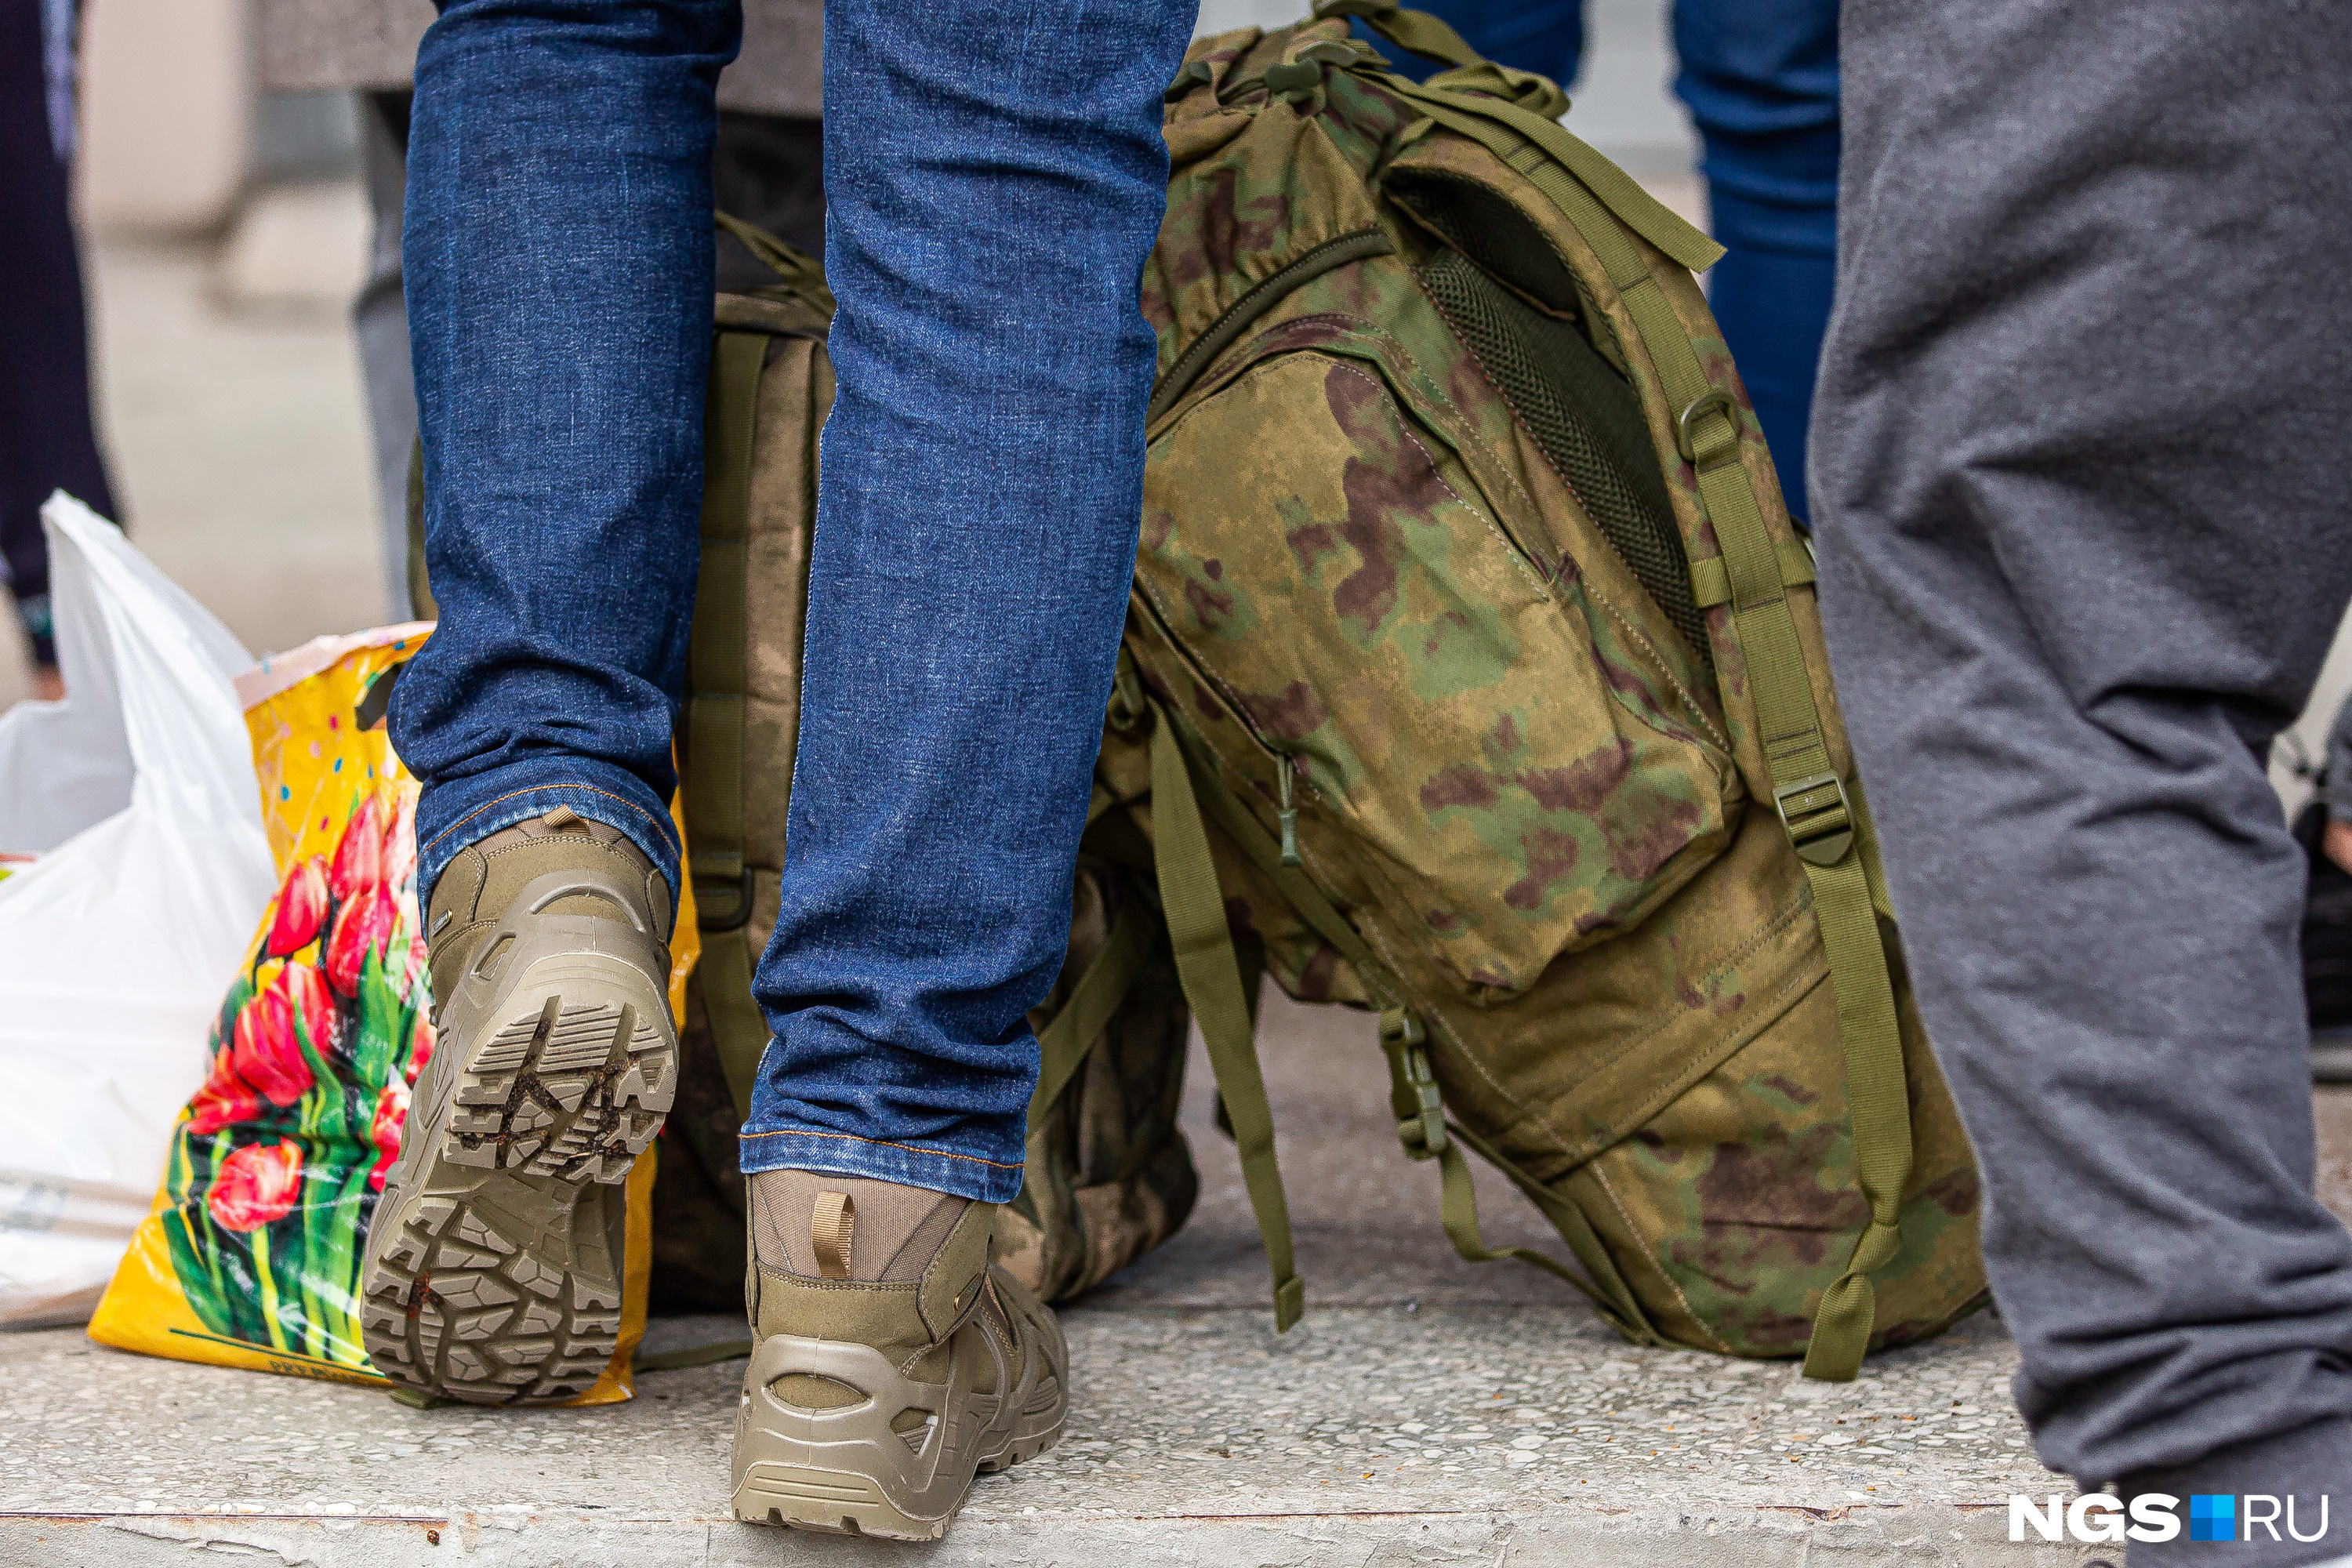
[510,805,622,844]
[750,1170,966,1282]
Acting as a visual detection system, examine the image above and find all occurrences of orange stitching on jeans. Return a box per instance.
[739,1128,1024,1171]
[421,783,678,858]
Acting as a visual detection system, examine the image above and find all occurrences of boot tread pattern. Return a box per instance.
[445,996,672,1182]
[361,1196,622,1404]
[359,983,675,1406]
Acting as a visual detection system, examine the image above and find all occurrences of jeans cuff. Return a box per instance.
[2122,1417,2352,1566]
[737,1124,1026,1205]
[412,754,681,912]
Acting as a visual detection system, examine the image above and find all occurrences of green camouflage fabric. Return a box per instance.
[1111,14,1986,1359]
[647,236,1200,1311]
[997,855,1199,1299]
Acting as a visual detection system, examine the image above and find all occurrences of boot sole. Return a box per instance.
[360,952,675,1406]
[731,1416,1065,1546]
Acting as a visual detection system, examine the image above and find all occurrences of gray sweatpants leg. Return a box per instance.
[1813,0,2352,1549]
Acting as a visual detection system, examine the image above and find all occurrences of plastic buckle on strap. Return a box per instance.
[1773,771,1855,868]
[1106,655,1149,735]
[1381,1007,1447,1160]
[1675,388,1741,470]
[694,868,755,933]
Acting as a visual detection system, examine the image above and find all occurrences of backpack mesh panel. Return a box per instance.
[1418,246,1710,668]
[1396,174,1590,317]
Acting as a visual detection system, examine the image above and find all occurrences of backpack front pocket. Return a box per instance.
[1135,331,1738,1002]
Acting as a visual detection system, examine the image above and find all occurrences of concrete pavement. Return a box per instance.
[6,989,2101,1568]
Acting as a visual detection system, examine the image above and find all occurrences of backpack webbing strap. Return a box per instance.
[1148,691,1659,1344]
[635,1337,752,1372]
[715,210,835,311]
[404,437,437,620]
[688,328,773,1119]
[1309,0,1483,71]
[1624,241,1910,1388]
[1400,96,1912,1379]
[1689,539,1816,609]
[1379,77,1724,276]
[1148,702,1305,1329]
[1026,897,1156,1127]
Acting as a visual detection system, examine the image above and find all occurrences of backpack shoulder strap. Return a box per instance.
[1396,91,1911,1381]
[688,328,772,1117]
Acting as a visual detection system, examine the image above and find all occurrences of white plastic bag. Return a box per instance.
[0,494,275,1327]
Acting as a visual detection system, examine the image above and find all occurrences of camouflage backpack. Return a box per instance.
[1080,2,1986,1378]
[648,216,1203,1311]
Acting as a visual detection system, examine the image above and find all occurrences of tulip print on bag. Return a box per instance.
[89,626,697,1400]
[144,781,427,1365]
[209,1142,304,1233]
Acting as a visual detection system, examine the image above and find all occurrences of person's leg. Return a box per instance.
[1671,0,1836,526]
[361,0,740,1406]
[0,0,119,696]
[1351,0,1581,83]
[741,0,1189,1207]
[388,0,737,899]
[353,90,417,619]
[352,93,822,623]
[728,0,1189,1537]
[1813,1,2352,1551]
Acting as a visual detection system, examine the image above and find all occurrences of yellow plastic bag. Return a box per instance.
[90,626,697,1402]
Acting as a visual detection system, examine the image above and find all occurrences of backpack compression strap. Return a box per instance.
[688,327,773,1117]
[1147,702,1308,1330]
[1025,895,1156,1130]
[1376,75,1914,1381]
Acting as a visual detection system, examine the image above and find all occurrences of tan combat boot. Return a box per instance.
[731,1171,1068,1539]
[360,807,677,1404]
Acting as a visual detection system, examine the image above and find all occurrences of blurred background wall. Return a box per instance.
[76,0,1693,244]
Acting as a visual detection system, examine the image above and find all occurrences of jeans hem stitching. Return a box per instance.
[739,1128,1023,1171]
[422,782,679,860]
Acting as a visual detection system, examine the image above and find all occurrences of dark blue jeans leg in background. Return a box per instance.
[0,0,119,673]
[1365,0,1839,525]
[1368,0,1584,85]
[390,0,742,909]
[1672,0,1838,527]
[735,0,1194,1202]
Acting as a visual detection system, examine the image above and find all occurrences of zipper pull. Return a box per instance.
[1277,757,1302,868]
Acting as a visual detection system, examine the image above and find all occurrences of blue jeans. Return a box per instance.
[391,0,1191,1203]
[1373,0,1838,523]
[394,0,734,897]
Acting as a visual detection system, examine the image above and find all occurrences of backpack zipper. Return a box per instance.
[1148,228,1395,426]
